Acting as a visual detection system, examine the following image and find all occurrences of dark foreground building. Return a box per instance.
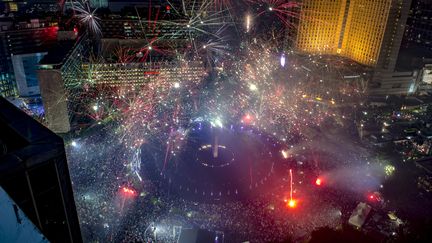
[0,97,82,242]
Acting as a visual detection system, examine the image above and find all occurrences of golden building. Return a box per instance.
[296,0,346,54]
[296,0,411,71]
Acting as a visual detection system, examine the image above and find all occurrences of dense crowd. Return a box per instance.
[65,122,376,242]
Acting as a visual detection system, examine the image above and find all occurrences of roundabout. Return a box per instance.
[141,121,287,201]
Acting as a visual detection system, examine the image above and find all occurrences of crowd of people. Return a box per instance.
[61,61,384,242]
[65,123,375,242]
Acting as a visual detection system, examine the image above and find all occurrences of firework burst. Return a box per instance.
[71,0,102,37]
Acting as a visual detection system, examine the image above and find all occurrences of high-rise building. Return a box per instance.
[295,0,345,55]
[0,96,82,242]
[396,0,432,72]
[37,36,90,133]
[296,0,412,72]
[403,0,432,52]
[0,186,48,242]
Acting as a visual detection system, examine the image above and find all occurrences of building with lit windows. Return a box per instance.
[0,0,18,12]
[295,0,346,55]
[296,0,411,71]
[37,1,222,133]
[403,0,432,52]
[396,0,432,72]
[82,61,205,86]
[0,17,59,97]
[38,35,206,133]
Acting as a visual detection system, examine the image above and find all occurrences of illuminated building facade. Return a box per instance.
[38,35,206,133]
[296,0,346,55]
[82,61,205,86]
[296,0,411,71]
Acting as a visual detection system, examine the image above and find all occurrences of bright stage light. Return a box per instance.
[174,82,180,88]
[71,141,77,147]
[249,83,258,91]
[315,178,322,186]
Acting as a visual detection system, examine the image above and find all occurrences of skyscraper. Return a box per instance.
[296,0,412,72]
[0,96,82,242]
[403,0,432,52]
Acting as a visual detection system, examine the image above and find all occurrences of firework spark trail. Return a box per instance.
[289,169,293,200]
[164,0,232,42]
[247,0,301,24]
[250,165,253,188]
[245,13,252,32]
[115,0,231,63]
[212,0,233,10]
[162,132,173,174]
[71,0,102,36]
[63,0,366,200]
[60,1,375,240]
[245,0,335,37]
[236,43,336,137]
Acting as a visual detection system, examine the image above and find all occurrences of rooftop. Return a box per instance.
[38,39,77,67]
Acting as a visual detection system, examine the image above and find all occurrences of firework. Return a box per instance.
[71,0,102,37]
[60,1,373,239]
[248,0,301,29]
[245,13,252,32]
